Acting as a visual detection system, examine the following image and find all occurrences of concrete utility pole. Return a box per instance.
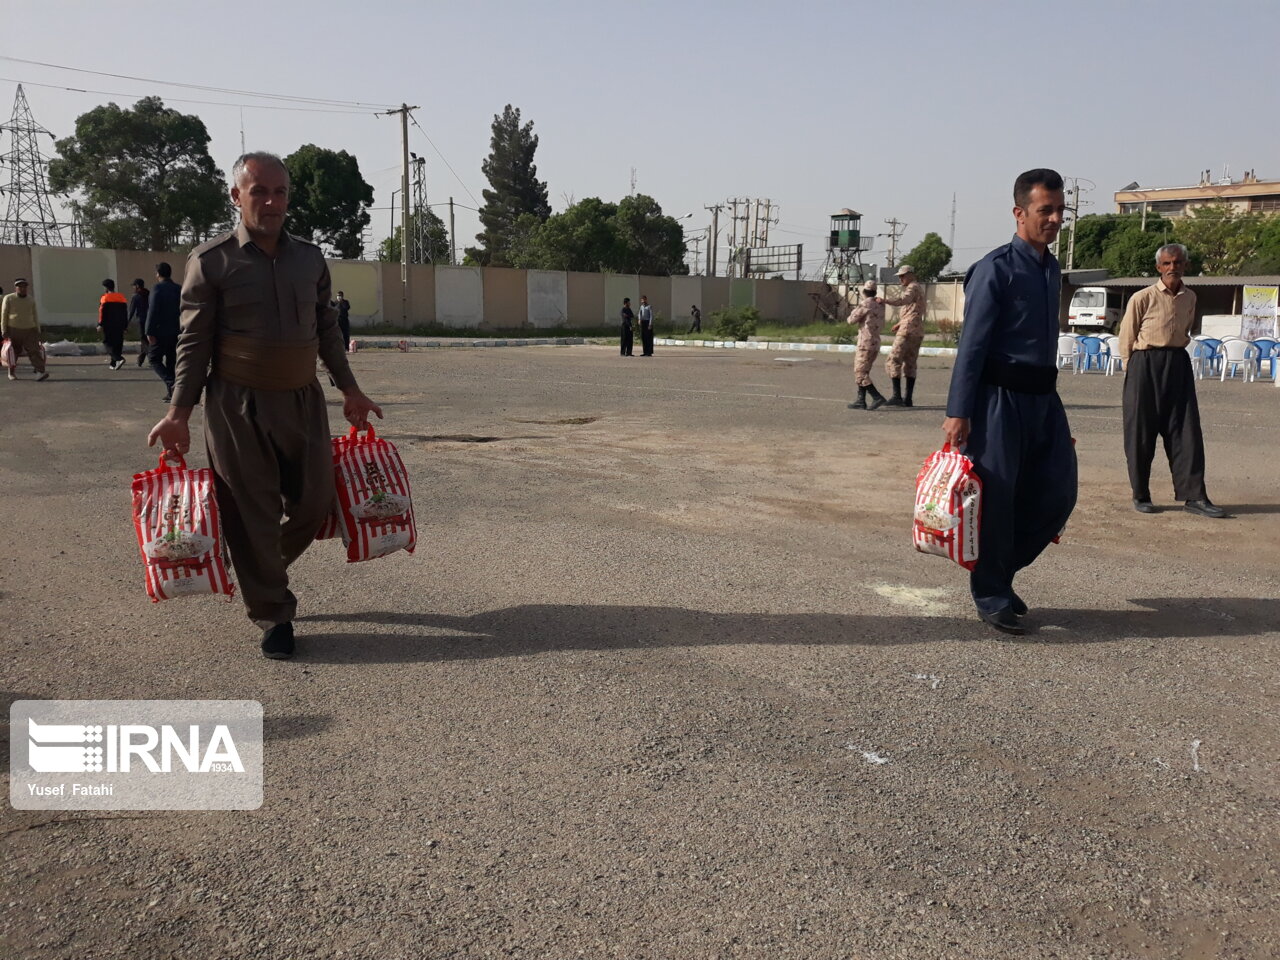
[884,218,905,269]
[948,193,956,254]
[381,103,419,325]
[449,197,456,266]
[704,204,722,277]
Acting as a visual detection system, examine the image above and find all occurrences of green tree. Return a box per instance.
[1058,213,1172,269]
[284,144,374,259]
[1100,227,1169,278]
[899,232,952,281]
[467,104,551,265]
[377,208,450,263]
[1239,215,1280,274]
[1173,202,1266,275]
[505,195,688,274]
[48,96,230,250]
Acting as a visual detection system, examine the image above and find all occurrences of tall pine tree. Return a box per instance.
[467,105,550,266]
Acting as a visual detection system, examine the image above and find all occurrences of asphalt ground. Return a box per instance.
[2,346,1278,959]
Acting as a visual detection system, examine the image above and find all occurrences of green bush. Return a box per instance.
[831,325,856,345]
[711,305,760,342]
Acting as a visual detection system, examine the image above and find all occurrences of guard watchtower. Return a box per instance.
[824,208,873,287]
[829,209,862,254]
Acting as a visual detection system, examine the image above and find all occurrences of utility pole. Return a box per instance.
[449,196,456,266]
[884,218,905,269]
[630,167,637,196]
[381,103,419,325]
[948,193,956,254]
[704,204,722,277]
[1,84,71,246]
[687,234,704,275]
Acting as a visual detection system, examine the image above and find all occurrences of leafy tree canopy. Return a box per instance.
[1173,202,1267,275]
[899,232,952,282]
[507,194,688,275]
[284,144,375,259]
[377,208,450,264]
[48,96,230,250]
[467,104,551,266]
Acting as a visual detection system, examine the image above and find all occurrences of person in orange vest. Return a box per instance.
[99,278,130,370]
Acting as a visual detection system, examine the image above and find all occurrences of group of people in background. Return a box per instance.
[846,263,927,409]
[97,266,182,401]
[618,298,703,356]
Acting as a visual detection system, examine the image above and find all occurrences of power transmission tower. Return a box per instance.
[410,152,430,263]
[1,84,72,246]
[884,217,906,269]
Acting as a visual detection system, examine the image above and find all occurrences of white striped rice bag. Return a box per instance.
[131,454,235,602]
[314,433,350,541]
[332,425,416,563]
[912,444,982,571]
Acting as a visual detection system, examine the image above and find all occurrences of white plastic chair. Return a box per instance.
[1057,334,1081,373]
[1102,335,1123,375]
[1219,339,1259,382]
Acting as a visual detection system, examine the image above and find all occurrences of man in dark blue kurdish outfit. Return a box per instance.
[943,169,1077,636]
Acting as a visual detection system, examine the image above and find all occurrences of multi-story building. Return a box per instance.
[1114,169,1280,218]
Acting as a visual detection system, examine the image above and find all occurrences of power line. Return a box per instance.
[408,113,480,208]
[0,56,398,110]
[0,76,380,115]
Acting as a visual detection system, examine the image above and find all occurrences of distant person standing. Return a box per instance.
[129,278,150,367]
[2,278,49,381]
[687,304,702,334]
[880,264,927,406]
[334,290,352,351]
[619,297,635,357]
[147,262,182,403]
[846,281,887,410]
[1118,243,1225,518]
[638,294,655,356]
[99,279,129,370]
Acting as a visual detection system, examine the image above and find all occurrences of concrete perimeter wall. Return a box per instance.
[0,243,836,330]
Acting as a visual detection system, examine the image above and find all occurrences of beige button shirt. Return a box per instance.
[172,223,355,407]
[1118,279,1196,360]
[882,281,926,337]
[848,298,885,337]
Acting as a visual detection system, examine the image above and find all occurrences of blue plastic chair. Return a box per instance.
[1077,336,1109,373]
[1251,339,1277,379]
[1200,338,1224,377]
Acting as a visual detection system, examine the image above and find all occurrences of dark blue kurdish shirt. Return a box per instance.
[946,234,1062,419]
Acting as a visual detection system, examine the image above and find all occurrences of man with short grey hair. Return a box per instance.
[148,151,384,659]
[1117,243,1223,517]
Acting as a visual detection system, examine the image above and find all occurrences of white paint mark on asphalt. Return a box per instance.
[1152,758,1170,769]
[772,357,815,363]
[913,673,943,689]
[1191,739,1203,772]
[873,584,951,615]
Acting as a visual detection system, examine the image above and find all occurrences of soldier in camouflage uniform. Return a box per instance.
[847,281,887,410]
[880,263,927,406]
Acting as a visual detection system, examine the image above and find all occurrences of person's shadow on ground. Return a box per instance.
[294,597,1280,665]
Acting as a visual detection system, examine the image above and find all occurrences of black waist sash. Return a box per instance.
[981,358,1058,395]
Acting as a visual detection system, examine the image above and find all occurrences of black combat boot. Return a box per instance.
[848,387,868,410]
[904,377,916,407]
[867,384,887,410]
[886,377,904,406]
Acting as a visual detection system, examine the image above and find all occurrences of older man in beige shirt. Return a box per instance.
[1118,242,1224,518]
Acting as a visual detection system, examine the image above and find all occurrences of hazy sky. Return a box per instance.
[4,0,1277,273]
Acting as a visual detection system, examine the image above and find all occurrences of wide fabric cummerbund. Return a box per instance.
[214,333,318,391]
[981,358,1058,395]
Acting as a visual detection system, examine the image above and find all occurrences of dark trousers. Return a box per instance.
[965,385,1077,616]
[641,326,654,356]
[620,323,633,356]
[1123,348,1208,502]
[338,315,351,351]
[148,334,178,393]
[101,320,126,363]
[688,318,701,334]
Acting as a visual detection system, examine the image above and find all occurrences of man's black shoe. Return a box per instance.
[868,395,886,410]
[261,622,295,660]
[1133,498,1157,514]
[1184,499,1226,519]
[901,398,913,407]
[1010,592,1028,617]
[885,396,905,406]
[848,400,867,409]
[979,607,1026,636]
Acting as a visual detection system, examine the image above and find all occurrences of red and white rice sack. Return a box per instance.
[314,433,350,541]
[912,444,982,571]
[131,454,235,602]
[331,425,416,562]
